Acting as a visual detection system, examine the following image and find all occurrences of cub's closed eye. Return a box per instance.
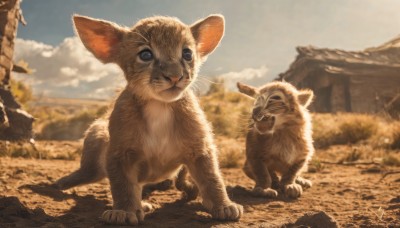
[182,48,193,61]
[270,95,281,100]
[139,49,153,61]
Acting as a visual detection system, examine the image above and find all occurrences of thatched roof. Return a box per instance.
[279,35,400,82]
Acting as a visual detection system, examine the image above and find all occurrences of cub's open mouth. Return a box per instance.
[254,115,275,133]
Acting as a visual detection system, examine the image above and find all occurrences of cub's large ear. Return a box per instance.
[297,89,314,107]
[237,82,258,99]
[190,14,225,59]
[73,15,126,63]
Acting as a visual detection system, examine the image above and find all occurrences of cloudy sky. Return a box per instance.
[14,0,400,99]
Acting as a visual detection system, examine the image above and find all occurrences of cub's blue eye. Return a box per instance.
[182,48,193,61]
[139,49,153,61]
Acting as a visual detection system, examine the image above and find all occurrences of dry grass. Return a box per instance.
[308,159,325,173]
[338,115,378,144]
[0,140,81,160]
[312,113,400,149]
[36,106,107,140]
[390,123,400,149]
[201,82,252,138]
[4,81,400,169]
[216,136,245,168]
[382,154,400,166]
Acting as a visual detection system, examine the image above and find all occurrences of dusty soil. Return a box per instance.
[0,153,399,227]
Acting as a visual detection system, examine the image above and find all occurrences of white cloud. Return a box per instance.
[218,65,269,90]
[13,37,124,99]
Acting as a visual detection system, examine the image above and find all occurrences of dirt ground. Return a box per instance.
[0,149,399,227]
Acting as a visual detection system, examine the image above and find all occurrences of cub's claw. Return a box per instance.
[284,183,303,198]
[101,209,144,225]
[296,176,312,189]
[252,186,278,198]
[211,203,243,221]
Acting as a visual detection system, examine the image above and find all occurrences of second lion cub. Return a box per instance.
[237,81,314,199]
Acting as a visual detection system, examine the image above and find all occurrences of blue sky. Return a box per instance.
[15,0,400,98]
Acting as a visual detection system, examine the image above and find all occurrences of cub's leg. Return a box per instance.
[270,171,280,190]
[186,152,243,221]
[55,120,108,190]
[246,158,278,198]
[281,159,306,198]
[175,166,199,201]
[101,152,144,226]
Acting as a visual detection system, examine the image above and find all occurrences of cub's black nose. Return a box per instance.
[252,107,263,121]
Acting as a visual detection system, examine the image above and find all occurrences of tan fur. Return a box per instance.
[55,14,242,225]
[237,81,314,199]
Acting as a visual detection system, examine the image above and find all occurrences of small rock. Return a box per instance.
[14,169,24,175]
[389,196,400,203]
[268,202,285,208]
[387,204,400,210]
[361,194,376,200]
[361,166,382,174]
[291,211,338,228]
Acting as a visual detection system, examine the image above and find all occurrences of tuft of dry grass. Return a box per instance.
[382,154,400,166]
[338,148,363,163]
[391,124,400,149]
[338,115,378,144]
[201,82,252,139]
[308,159,325,173]
[216,136,245,168]
[312,113,390,148]
[0,140,81,160]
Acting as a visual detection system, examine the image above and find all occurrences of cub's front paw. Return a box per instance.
[296,176,312,189]
[101,209,144,225]
[211,202,243,221]
[252,186,278,198]
[141,201,153,213]
[284,183,303,198]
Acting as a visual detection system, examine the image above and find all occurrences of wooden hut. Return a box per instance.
[279,36,400,115]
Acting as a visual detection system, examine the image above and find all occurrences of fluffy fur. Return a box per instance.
[55,14,243,225]
[237,81,314,199]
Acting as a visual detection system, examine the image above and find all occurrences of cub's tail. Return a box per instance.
[55,119,109,190]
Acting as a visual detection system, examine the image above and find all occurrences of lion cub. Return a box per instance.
[55,14,243,225]
[237,81,314,199]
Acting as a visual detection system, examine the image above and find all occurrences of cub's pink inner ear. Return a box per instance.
[191,15,225,58]
[237,82,257,98]
[73,15,125,63]
[298,90,314,107]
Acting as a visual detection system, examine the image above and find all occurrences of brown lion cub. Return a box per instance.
[55,14,243,225]
[237,81,314,199]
